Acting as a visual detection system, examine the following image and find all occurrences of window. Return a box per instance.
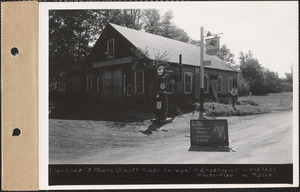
[204,74,209,93]
[228,76,233,93]
[86,74,92,93]
[134,70,144,95]
[184,72,193,94]
[216,75,222,93]
[127,85,133,96]
[107,38,115,59]
[166,81,174,94]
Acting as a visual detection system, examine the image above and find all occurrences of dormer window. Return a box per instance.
[107,38,115,59]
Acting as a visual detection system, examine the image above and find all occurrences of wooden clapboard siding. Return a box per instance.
[205,68,237,96]
[102,66,122,102]
[167,64,237,98]
[86,25,134,69]
[79,23,238,103]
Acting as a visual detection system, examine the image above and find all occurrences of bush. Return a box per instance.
[219,97,230,104]
[204,102,269,117]
[281,82,293,92]
[204,102,236,116]
[236,99,259,106]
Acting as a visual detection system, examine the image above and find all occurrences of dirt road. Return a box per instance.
[50,110,293,164]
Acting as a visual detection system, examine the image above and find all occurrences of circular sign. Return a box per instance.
[231,87,238,96]
[160,82,166,90]
[157,66,165,76]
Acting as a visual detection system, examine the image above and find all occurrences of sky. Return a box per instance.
[156,1,298,77]
[45,1,298,78]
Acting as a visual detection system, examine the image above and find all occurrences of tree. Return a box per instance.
[263,69,282,93]
[97,9,143,30]
[239,51,266,95]
[49,10,101,92]
[160,10,173,37]
[142,9,161,35]
[159,10,190,43]
[169,26,190,42]
[49,9,145,93]
[237,73,250,96]
[284,65,293,84]
[49,9,192,94]
[281,66,293,92]
[188,39,201,46]
[142,9,190,42]
[216,44,235,65]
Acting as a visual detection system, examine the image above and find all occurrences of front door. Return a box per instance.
[102,67,122,102]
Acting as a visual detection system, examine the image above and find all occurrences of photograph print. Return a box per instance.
[45,1,298,187]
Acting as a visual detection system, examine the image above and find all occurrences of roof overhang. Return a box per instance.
[93,56,133,68]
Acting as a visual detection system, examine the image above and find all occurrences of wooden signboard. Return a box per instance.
[205,36,220,56]
[190,119,229,151]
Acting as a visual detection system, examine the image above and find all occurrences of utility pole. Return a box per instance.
[199,26,205,119]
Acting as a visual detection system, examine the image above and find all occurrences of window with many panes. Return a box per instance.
[135,70,144,95]
[166,81,174,94]
[184,72,193,94]
[204,74,209,93]
[228,76,233,93]
[216,75,222,93]
[107,38,115,59]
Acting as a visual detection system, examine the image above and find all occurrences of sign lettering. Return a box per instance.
[190,119,229,147]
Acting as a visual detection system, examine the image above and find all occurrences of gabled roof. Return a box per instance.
[109,23,237,72]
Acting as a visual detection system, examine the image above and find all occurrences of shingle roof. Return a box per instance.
[109,23,237,72]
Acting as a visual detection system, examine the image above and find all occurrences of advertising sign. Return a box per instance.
[157,66,165,76]
[190,119,229,148]
[205,36,220,56]
[231,87,238,96]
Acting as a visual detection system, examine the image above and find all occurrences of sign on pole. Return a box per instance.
[157,66,165,76]
[205,36,220,56]
[203,60,211,66]
[231,87,238,96]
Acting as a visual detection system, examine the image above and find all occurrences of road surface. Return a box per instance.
[49,110,293,164]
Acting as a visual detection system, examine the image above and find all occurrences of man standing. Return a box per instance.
[231,87,238,110]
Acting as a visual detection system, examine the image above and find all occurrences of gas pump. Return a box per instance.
[154,55,182,124]
[155,66,172,123]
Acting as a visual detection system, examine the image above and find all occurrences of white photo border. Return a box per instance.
[39,1,299,190]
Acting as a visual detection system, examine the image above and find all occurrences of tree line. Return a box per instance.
[217,45,293,95]
[49,9,293,95]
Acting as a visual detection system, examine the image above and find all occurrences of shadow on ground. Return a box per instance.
[49,99,155,122]
[140,122,164,135]
[49,97,194,122]
[188,146,230,152]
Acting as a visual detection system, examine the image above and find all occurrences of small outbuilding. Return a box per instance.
[72,23,238,106]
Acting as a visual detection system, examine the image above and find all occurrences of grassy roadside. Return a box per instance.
[204,92,293,117]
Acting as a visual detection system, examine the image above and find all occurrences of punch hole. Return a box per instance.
[11,47,19,56]
[12,128,21,136]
